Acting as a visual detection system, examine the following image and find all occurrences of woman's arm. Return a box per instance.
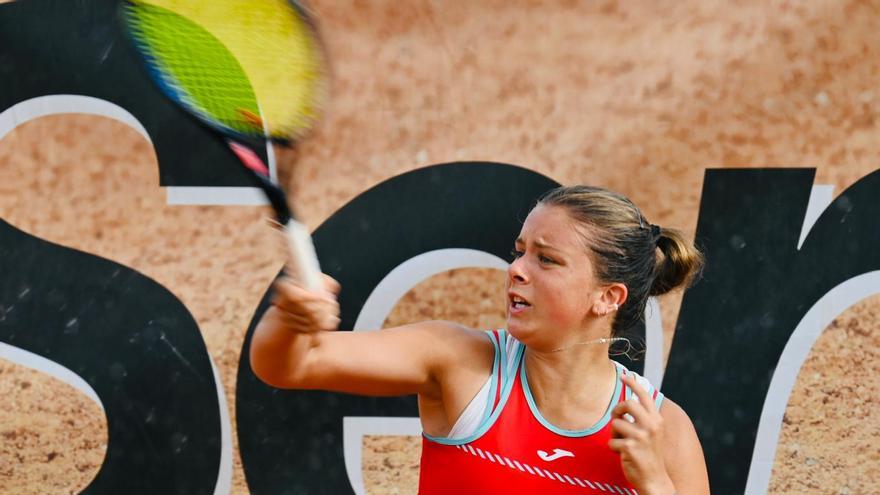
[610,373,710,495]
[658,399,710,495]
[249,275,492,400]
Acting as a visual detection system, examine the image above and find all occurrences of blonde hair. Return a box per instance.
[538,185,704,337]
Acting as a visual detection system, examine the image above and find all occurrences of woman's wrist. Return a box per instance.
[639,475,676,495]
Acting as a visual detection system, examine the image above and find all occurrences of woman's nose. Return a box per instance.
[508,256,527,283]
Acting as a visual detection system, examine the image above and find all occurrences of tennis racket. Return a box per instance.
[121,0,327,290]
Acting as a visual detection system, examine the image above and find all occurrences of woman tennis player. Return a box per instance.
[250,185,710,494]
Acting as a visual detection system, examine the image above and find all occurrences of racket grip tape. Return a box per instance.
[284,219,323,291]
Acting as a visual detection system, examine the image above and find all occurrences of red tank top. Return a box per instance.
[419,330,658,495]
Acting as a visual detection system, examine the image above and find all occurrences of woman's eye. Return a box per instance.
[510,249,524,260]
[539,255,555,265]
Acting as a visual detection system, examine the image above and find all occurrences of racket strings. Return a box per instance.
[125,0,325,140]
[126,3,262,135]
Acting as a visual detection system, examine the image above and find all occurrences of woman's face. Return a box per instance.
[506,204,604,348]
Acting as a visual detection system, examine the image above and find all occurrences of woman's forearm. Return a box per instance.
[249,306,322,388]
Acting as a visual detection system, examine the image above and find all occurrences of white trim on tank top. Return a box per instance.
[447,330,521,440]
[446,331,663,440]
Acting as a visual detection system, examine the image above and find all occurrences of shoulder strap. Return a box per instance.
[619,363,665,410]
[490,329,506,410]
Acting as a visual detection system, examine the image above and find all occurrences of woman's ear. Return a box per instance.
[594,283,627,316]
[607,282,628,307]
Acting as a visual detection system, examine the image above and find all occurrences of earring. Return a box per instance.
[611,303,619,312]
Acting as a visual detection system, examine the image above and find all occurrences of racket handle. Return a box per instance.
[283,219,323,291]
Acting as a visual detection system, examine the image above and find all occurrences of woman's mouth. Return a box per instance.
[509,294,531,314]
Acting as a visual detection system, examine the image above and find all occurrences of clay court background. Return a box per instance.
[1,0,879,493]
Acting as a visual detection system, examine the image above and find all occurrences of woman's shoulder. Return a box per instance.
[431,326,526,380]
[405,320,496,362]
[394,320,484,340]
[423,324,518,352]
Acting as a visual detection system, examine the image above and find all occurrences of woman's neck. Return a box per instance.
[523,344,619,430]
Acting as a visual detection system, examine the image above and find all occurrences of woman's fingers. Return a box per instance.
[611,417,642,439]
[274,276,335,307]
[611,374,665,441]
[612,399,648,427]
[621,373,656,412]
[273,275,308,302]
[607,438,629,453]
[608,435,645,454]
[322,273,341,296]
[273,302,339,332]
[609,375,676,491]
[271,274,341,332]
[608,408,661,454]
[274,308,311,327]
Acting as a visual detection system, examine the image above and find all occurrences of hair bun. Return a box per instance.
[650,227,704,296]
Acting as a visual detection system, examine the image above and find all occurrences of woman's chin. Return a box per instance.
[505,320,531,341]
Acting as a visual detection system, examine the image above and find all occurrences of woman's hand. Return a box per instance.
[271,272,341,333]
[609,373,676,495]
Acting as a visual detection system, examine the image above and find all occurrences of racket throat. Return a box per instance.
[228,140,269,176]
[284,219,323,291]
[226,139,295,224]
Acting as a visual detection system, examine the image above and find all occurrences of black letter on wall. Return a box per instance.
[0,221,222,494]
[664,168,880,494]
